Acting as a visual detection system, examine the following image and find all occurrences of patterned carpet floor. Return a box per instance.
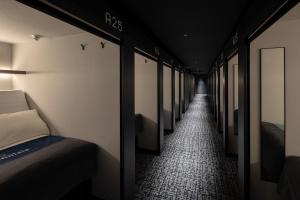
[135,94,240,200]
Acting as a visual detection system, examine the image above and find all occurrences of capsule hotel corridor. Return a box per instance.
[1,1,300,200]
[135,93,239,200]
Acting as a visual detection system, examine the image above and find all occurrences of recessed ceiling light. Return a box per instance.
[183,33,190,37]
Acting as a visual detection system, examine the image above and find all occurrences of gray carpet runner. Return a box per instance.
[135,94,240,200]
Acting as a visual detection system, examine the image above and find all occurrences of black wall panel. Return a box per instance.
[211,1,300,199]
[120,36,135,200]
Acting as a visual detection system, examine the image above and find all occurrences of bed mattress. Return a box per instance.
[0,136,97,200]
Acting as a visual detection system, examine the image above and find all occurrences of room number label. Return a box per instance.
[232,32,238,45]
[105,12,123,32]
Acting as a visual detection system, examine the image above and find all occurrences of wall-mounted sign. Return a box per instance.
[232,32,238,45]
[105,11,123,32]
[155,47,160,56]
[217,53,224,66]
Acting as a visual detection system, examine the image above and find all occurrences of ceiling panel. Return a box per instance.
[106,0,249,73]
[0,0,83,44]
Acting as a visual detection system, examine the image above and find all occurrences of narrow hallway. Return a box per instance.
[135,94,240,200]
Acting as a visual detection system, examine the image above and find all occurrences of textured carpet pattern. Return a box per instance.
[196,79,207,94]
[135,94,240,200]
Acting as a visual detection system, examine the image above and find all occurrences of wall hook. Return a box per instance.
[80,43,87,50]
[31,34,43,41]
[100,41,106,48]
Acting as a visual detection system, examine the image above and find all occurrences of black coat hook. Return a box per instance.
[81,43,87,50]
[100,41,105,48]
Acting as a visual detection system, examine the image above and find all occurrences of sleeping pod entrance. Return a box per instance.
[0,1,121,199]
[248,3,300,199]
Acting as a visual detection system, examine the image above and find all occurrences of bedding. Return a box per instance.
[0,90,97,199]
[0,90,29,114]
[0,136,97,200]
[0,109,50,150]
[0,136,63,165]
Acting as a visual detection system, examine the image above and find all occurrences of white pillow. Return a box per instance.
[0,109,50,150]
[0,90,29,114]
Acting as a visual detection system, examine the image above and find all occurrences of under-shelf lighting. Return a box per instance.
[0,73,11,79]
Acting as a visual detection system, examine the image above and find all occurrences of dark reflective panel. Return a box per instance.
[260,47,285,182]
[234,64,238,136]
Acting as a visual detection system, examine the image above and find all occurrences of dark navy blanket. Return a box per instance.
[0,136,64,165]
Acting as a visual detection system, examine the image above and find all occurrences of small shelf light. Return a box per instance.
[0,73,11,79]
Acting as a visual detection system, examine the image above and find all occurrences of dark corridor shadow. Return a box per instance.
[135,149,156,185]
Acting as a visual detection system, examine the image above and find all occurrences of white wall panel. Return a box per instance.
[220,66,224,131]
[135,53,158,151]
[12,33,120,200]
[0,42,12,90]
[175,70,180,119]
[228,54,238,154]
[163,66,172,130]
[181,73,184,114]
[250,15,300,200]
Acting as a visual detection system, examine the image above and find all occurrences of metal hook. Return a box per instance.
[80,43,87,50]
[100,41,105,48]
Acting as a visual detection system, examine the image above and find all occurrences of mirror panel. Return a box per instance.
[260,47,285,182]
[234,64,238,136]
[220,65,224,132]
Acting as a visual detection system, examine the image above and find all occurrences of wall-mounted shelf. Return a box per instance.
[0,70,26,74]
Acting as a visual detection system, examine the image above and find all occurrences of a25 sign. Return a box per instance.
[105,12,123,32]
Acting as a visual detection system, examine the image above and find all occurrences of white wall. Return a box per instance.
[234,64,238,110]
[175,70,180,119]
[250,16,300,200]
[213,72,216,114]
[220,66,224,131]
[228,54,238,154]
[215,71,219,126]
[261,48,285,125]
[163,66,172,130]
[0,41,12,67]
[12,33,120,200]
[0,42,12,90]
[135,53,158,151]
